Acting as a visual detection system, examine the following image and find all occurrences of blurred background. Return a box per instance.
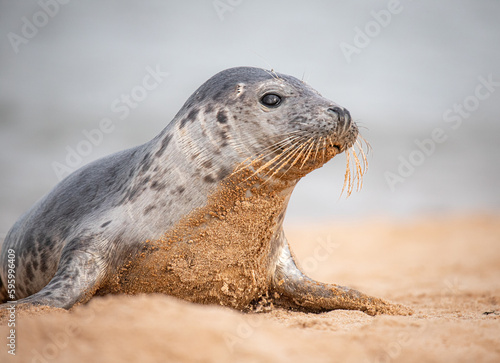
[1,0,499,234]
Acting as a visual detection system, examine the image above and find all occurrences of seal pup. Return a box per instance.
[0,67,411,315]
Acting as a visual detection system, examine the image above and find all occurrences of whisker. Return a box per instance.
[245,134,305,167]
[246,141,302,180]
[357,134,372,154]
[351,148,363,192]
[247,135,309,182]
[263,68,281,81]
[255,137,308,184]
[340,148,351,198]
[277,138,314,179]
[348,149,354,196]
[232,131,306,174]
[244,130,305,158]
[355,139,368,174]
[313,136,322,161]
[299,137,316,169]
[321,137,327,163]
[267,140,308,178]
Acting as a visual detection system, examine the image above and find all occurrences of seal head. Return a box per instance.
[175,67,357,183]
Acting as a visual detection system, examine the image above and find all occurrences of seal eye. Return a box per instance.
[261,94,282,107]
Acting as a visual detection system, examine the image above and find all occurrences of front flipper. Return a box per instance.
[271,239,412,316]
[2,246,106,309]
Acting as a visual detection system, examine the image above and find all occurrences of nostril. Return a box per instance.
[327,106,345,118]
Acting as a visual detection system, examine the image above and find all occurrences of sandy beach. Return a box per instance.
[1,1,499,362]
[1,214,499,363]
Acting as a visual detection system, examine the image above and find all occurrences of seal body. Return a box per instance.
[0,67,410,315]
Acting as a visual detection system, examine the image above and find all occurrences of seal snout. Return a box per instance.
[327,106,352,131]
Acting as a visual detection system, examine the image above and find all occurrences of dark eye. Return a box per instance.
[261,93,282,107]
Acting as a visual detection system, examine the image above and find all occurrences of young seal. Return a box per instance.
[0,67,411,315]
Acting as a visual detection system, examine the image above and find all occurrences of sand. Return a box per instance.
[1,214,499,363]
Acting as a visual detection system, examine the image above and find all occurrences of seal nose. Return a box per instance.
[327,106,351,130]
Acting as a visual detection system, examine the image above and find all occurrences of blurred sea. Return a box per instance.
[1,0,499,233]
